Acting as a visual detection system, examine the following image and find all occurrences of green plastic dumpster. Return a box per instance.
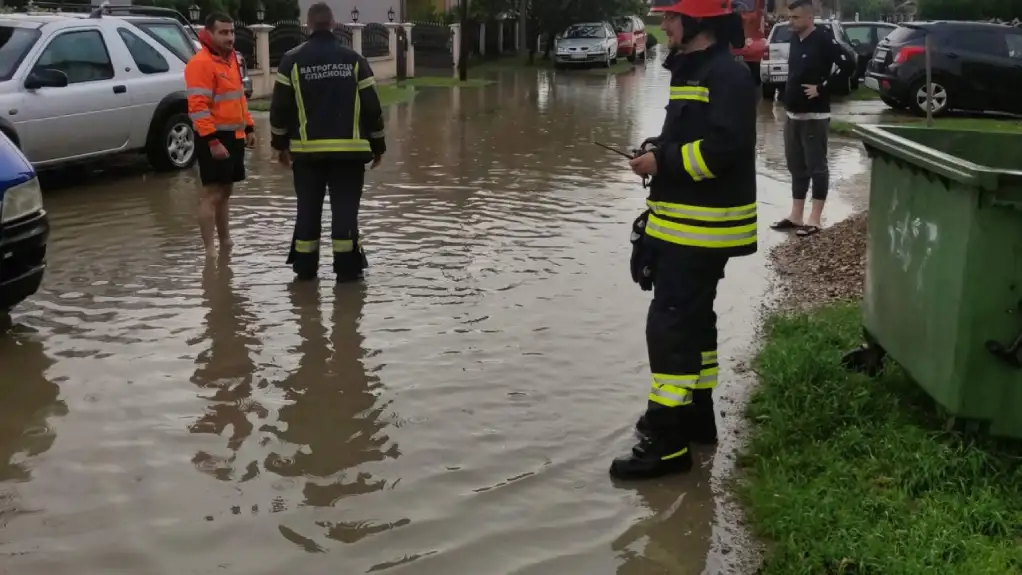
[846,124,1022,439]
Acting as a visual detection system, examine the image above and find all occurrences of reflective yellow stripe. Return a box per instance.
[358,76,376,90]
[187,87,213,98]
[662,447,689,461]
[295,239,319,253]
[669,85,709,103]
[647,200,756,222]
[332,239,354,253]
[702,350,718,365]
[290,139,372,153]
[694,366,719,390]
[681,140,714,181]
[275,72,292,86]
[214,90,243,103]
[189,110,211,121]
[353,62,361,142]
[649,373,697,407]
[215,123,246,131]
[292,65,308,142]
[646,213,757,249]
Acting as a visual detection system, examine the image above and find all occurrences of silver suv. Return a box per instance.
[0,6,198,171]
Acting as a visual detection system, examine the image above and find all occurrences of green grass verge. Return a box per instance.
[647,26,667,47]
[741,302,1022,575]
[247,84,416,112]
[398,76,494,88]
[831,116,1022,136]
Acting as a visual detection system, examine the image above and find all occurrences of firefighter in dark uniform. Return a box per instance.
[269,2,386,282]
[611,0,758,480]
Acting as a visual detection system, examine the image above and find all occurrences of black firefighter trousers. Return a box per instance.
[644,244,728,447]
[288,158,368,280]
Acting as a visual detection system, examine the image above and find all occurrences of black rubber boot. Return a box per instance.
[690,389,718,445]
[292,254,319,282]
[635,392,718,445]
[334,246,367,283]
[611,408,693,480]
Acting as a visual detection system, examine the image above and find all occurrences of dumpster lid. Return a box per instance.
[854,124,1022,191]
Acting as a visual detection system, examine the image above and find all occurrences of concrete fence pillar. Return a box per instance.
[251,24,272,95]
[450,22,461,77]
[385,21,400,56]
[403,23,416,77]
[349,23,365,55]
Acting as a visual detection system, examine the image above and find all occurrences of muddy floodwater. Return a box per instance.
[1,51,870,574]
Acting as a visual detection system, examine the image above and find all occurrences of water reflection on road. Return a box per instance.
[0,50,870,574]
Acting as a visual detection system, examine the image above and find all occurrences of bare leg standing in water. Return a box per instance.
[199,185,234,258]
[185,14,256,258]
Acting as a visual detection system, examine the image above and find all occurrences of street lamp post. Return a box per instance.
[388,6,395,23]
[188,4,200,24]
[255,4,265,23]
[350,7,359,23]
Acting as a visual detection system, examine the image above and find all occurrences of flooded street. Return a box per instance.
[1,50,870,574]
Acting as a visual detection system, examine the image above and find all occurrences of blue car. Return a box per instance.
[0,132,47,316]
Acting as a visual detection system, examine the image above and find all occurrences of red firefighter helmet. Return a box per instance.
[651,0,734,18]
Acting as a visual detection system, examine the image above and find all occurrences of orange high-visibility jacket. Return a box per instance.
[185,44,254,144]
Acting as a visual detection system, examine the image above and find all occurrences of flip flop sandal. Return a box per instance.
[797,225,822,237]
[770,218,801,230]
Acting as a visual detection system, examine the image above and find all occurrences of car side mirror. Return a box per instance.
[25,69,68,90]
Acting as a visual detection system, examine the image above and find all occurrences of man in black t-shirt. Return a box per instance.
[770,0,855,237]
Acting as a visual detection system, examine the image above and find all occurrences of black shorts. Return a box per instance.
[196,132,246,187]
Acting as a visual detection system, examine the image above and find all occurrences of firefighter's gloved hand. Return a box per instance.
[630,210,654,291]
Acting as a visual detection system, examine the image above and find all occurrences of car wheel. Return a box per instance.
[910,79,950,117]
[148,112,197,172]
[761,82,776,100]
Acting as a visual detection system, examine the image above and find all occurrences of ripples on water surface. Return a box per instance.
[0,55,867,574]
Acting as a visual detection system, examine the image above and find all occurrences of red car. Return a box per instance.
[614,16,648,62]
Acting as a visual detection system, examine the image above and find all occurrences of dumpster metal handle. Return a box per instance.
[985,300,1022,369]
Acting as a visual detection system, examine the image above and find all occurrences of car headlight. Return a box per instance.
[1,177,43,224]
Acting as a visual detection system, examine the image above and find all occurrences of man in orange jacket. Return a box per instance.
[185,13,256,259]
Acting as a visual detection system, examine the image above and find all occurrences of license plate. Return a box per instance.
[571,53,586,60]
[864,76,879,91]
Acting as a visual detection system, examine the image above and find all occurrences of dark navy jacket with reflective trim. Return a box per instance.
[648,43,758,258]
[269,30,386,162]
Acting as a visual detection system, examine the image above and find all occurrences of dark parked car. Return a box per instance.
[865,21,1022,116]
[842,21,897,78]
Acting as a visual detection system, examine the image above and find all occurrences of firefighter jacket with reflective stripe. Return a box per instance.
[185,43,254,143]
[269,30,386,161]
[648,43,758,258]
